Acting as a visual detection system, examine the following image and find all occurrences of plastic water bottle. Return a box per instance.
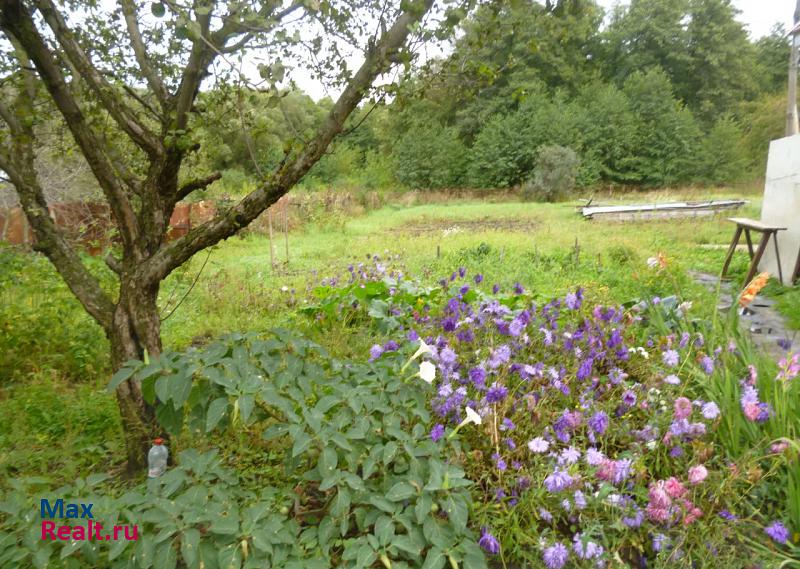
[147,438,168,478]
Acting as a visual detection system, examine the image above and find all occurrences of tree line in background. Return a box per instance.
[194,0,793,199]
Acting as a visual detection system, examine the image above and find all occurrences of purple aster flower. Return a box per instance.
[613,458,633,485]
[407,329,419,341]
[456,328,474,343]
[488,345,511,368]
[756,402,772,423]
[622,390,637,407]
[662,349,679,368]
[430,424,445,442]
[577,358,594,381]
[565,292,581,310]
[478,527,501,554]
[474,273,483,284]
[777,337,793,351]
[664,374,680,385]
[701,402,720,420]
[441,316,457,332]
[493,453,507,471]
[572,533,603,559]
[544,469,574,493]
[764,521,790,544]
[513,282,525,294]
[588,411,609,435]
[539,508,554,522]
[573,490,587,510]
[458,267,467,278]
[500,418,515,431]
[719,510,738,521]
[369,344,384,361]
[492,284,500,294]
[459,285,470,295]
[622,505,645,528]
[608,368,627,385]
[528,437,550,453]
[652,533,669,552]
[486,382,508,403]
[383,340,399,352]
[669,419,690,437]
[700,356,714,375]
[669,446,684,458]
[559,446,581,465]
[439,347,457,368]
[469,367,487,389]
[542,543,569,569]
[509,318,525,337]
[585,447,605,465]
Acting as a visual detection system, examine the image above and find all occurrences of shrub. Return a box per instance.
[393,124,467,189]
[104,328,484,568]
[521,145,580,202]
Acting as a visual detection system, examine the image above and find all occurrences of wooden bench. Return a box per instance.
[721,218,786,285]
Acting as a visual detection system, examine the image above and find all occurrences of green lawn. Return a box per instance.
[158,191,769,351]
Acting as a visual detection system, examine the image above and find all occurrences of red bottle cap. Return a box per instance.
[154,438,164,445]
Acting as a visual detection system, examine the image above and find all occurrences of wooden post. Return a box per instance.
[268,209,276,271]
[787,1,800,136]
[283,199,289,265]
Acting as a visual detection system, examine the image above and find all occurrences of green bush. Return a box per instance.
[103,329,483,568]
[521,145,580,202]
[393,124,467,189]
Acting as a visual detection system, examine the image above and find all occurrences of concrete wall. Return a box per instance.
[759,134,800,284]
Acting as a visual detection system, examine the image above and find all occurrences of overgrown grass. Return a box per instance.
[0,191,783,486]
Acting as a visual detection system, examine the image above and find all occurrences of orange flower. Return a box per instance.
[739,272,770,308]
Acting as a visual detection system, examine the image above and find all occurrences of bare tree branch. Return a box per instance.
[34,0,164,156]
[119,0,170,107]
[0,0,141,256]
[176,171,221,201]
[0,96,114,329]
[143,0,435,283]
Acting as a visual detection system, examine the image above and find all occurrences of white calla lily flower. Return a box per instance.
[418,361,436,383]
[464,406,482,426]
[402,339,433,372]
[411,339,433,360]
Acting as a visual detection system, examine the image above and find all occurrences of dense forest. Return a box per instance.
[0,0,793,208]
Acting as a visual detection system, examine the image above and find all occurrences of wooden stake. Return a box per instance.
[268,209,276,270]
[283,199,289,264]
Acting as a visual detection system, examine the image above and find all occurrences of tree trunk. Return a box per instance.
[109,278,163,473]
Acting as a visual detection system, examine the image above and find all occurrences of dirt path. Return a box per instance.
[690,271,794,359]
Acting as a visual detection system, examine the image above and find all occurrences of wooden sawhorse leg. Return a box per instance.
[721,225,743,278]
[744,231,772,285]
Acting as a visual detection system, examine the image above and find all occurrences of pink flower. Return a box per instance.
[688,465,708,485]
[683,506,703,526]
[777,353,800,381]
[664,477,687,498]
[743,402,760,422]
[646,504,672,523]
[770,441,789,454]
[648,481,672,509]
[595,459,617,482]
[674,397,693,420]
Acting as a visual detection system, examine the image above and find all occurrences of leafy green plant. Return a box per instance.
[107,329,485,568]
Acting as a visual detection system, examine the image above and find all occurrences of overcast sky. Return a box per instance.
[597,0,795,39]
